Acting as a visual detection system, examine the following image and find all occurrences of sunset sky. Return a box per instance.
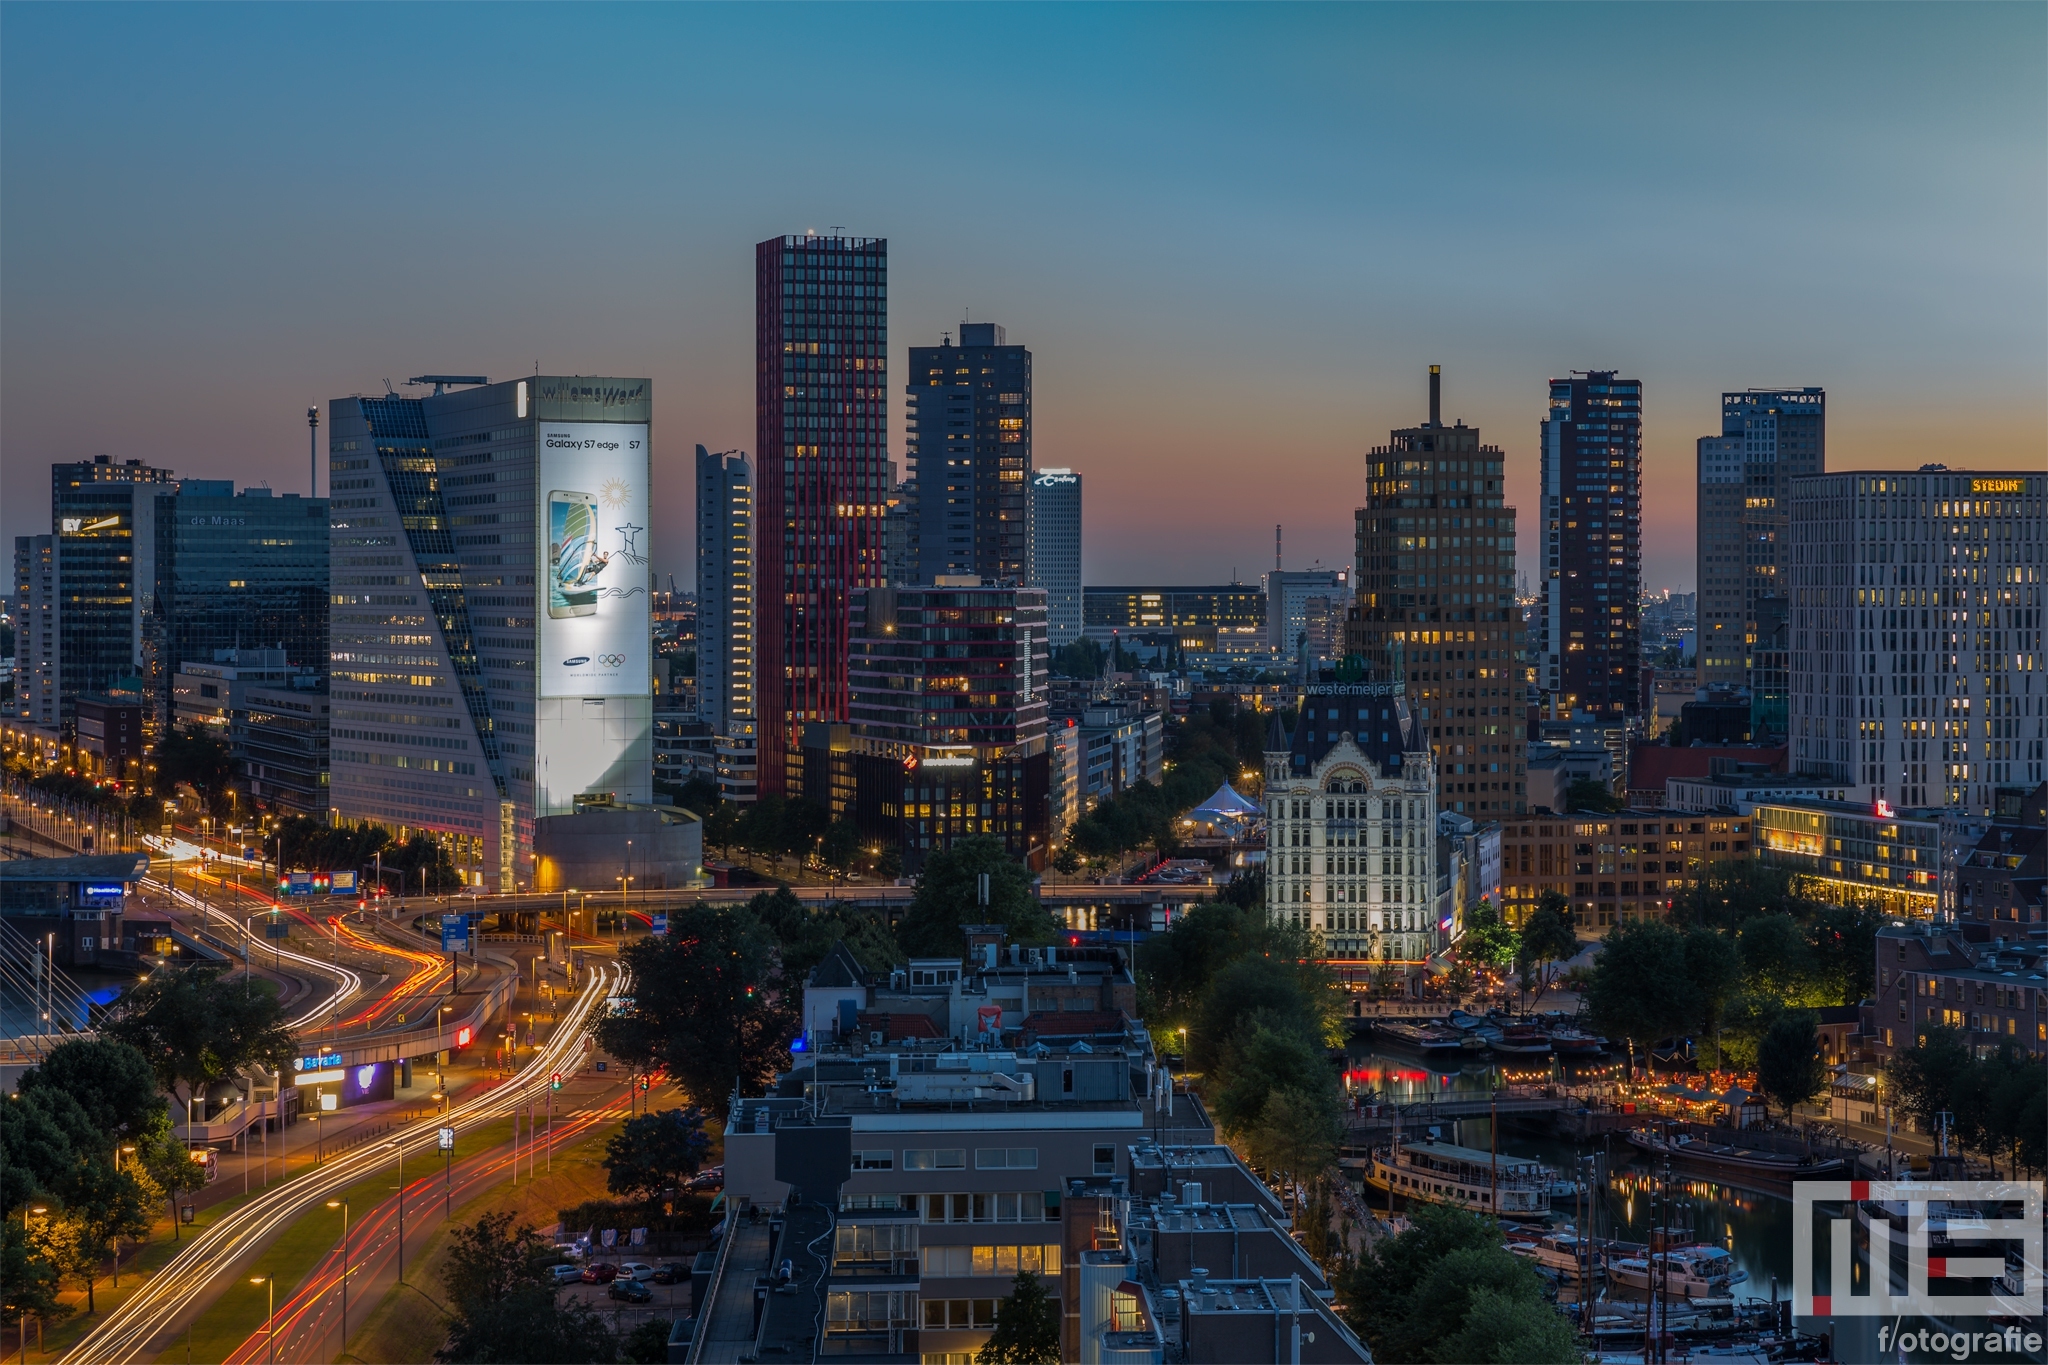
[3,3,2041,595]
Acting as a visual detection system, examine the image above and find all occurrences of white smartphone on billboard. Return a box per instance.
[548,490,606,618]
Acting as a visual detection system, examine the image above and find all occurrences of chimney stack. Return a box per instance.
[1429,365,1441,428]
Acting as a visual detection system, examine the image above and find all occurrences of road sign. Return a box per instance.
[651,913,667,934]
[263,918,290,939]
[288,871,313,895]
[440,915,469,953]
[331,870,357,895]
[437,1127,455,1151]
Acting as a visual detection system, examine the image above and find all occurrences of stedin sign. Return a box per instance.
[1794,1180,2042,1358]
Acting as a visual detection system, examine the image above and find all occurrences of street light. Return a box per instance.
[251,1276,276,1365]
[326,1198,351,1347]
[387,1140,406,1284]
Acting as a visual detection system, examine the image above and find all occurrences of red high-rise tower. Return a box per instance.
[754,234,890,795]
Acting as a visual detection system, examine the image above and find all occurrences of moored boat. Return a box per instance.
[1606,1243,1741,1299]
[1364,1136,1555,1221]
[1487,1024,1553,1055]
[1373,1020,1467,1055]
[1625,1127,1847,1181]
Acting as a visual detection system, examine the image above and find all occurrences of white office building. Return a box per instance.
[1787,466,2044,816]
[327,376,654,888]
[696,445,756,803]
[1030,468,1082,645]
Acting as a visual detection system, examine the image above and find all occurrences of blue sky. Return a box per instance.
[4,3,2041,592]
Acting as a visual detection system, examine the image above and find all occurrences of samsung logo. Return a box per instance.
[562,656,590,667]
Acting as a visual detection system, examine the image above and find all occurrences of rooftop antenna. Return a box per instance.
[307,407,319,497]
[1275,525,1282,573]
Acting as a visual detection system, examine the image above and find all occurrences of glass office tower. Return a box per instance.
[905,322,1031,585]
[1537,371,1643,719]
[327,376,653,888]
[1029,468,1082,645]
[696,444,756,802]
[754,233,890,796]
[49,457,177,725]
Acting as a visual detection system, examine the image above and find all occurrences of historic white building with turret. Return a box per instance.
[1264,681,1441,968]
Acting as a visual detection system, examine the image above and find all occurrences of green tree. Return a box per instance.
[976,1270,1061,1365]
[701,801,742,859]
[436,1212,616,1365]
[1244,1085,1345,1184]
[137,1119,203,1240]
[1193,941,1340,1073]
[1738,914,1829,1006]
[0,1085,98,1207]
[1885,1025,1973,1137]
[603,1107,711,1208]
[1462,901,1519,970]
[819,819,862,886]
[596,905,794,1119]
[895,835,1053,957]
[1754,1012,1827,1120]
[1583,919,1700,1067]
[1682,927,1743,1068]
[441,1211,555,1312]
[1563,777,1623,813]
[105,966,296,1100]
[1516,893,1579,1005]
[1337,1205,1576,1363]
[17,1038,163,1142]
[0,1219,67,1330]
[620,1317,675,1364]
[154,725,235,808]
[44,1160,154,1313]
[1050,639,1105,679]
[674,774,719,815]
[1435,1286,1583,1365]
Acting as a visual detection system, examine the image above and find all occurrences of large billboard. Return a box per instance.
[538,422,651,698]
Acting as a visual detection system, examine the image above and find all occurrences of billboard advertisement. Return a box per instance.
[538,422,650,698]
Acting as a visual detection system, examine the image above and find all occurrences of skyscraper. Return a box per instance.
[48,457,177,725]
[13,534,55,727]
[1787,467,2042,814]
[905,322,1031,585]
[1537,371,1642,719]
[695,445,756,803]
[151,481,329,718]
[1695,387,1825,736]
[754,233,890,796]
[1029,468,1082,645]
[1346,367,1526,819]
[327,375,653,889]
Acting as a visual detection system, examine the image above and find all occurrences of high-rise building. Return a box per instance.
[905,322,1032,587]
[150,481,329,720]
[695,445,755,802]
[327,375,653,889]
[13,535,55,727]
[48,457,178,727]
[1082,586,1266,654]
[1695,388,1824,737]
[755,233,891,796]
[1030,468,1082,645]
[1537,371,1642,720]
[1346,367,1526,819]
[1264,568,1350,656]
[799,579,1050,871]
[1787,467,2044,815]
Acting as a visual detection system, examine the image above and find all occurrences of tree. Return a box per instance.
[1516,893,1579,1005]
[604,1107,711,1208]
[43,1160,154,1313]
[1434,1287,1583,1365]
[1754,1012,1827,1121]
[105,966,296,1099]
[894,835,1054,957]
[1244,1085,1345,1184]
[1194,943,1340,1073]
[1337,1205,1574,1363]
[1885,1024,1973,1137]
[1050,639,1105,679]
[1563,777,1623,813]
[620,1317,675,1364]
[17,1038,164,1142]
[138,1119,204,1240]
[1461,901,1519,970]
[701,801,742,859]
[1682,927,1743,1068]
[0,1084,100,1206]
[819,819,862,886]
[1582,920,1700,1068]
[977,1270,1061,1365]
[442,1212,555,1313]
[1,1220,67,1331]
[438,1290,618,1364]
[1738,914,1829,1006]
[674,774,719,815]
[596,905,795,1119]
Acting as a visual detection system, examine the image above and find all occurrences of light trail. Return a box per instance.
[57,961,627,1365]
[144,877,365,1030]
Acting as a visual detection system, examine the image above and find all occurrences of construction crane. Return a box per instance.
[404,374,490,395]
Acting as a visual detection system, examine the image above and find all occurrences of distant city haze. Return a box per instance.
[2,4,2041,596]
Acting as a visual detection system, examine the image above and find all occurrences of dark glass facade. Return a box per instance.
[1346,367,1526,818]
[152,485,329,718]
[1538,371,1642,719]
[906,323,1031,584]
[755,234,890,796]
[51,458,176,724]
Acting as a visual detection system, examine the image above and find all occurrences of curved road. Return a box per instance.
[57,961,626,1365]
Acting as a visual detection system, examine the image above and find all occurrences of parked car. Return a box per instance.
[548,1264,582,1284]
[687,1165,724,1190]
[552,1242,586,1260]
[618,1262,657,1283]
[651,1262,689,1285]
[608,1277,653,1303]
[580,1262,619,1284]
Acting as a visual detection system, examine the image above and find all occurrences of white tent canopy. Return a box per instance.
[1190,782,1261,819]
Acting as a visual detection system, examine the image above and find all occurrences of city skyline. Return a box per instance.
[3,4,2042,595]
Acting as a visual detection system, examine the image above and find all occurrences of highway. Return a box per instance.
[56,958,626,1365]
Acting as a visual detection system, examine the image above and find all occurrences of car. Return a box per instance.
[548,1264,582,1284]
[552,1242,586,1260]
[618,1262,657,1283]
[580,1262,618,1284]
[651,1262,688,1285]
[608,1278,653,1303]
[687,1166,724,1191]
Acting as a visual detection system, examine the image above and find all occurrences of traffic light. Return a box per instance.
[551,1072,562,1091]
[637,1074,650,1092]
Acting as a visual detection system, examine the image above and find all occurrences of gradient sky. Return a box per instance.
[4,3,2042,596]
